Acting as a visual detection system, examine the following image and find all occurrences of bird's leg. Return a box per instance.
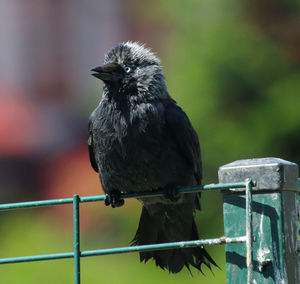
[104,190,125,208]
[163,184,181,202]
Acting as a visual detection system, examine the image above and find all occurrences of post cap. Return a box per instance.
[218,157,298,191]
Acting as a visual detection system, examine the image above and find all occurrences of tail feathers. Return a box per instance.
[132,206,219,274]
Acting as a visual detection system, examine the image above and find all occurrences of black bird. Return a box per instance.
[89,42,217,273]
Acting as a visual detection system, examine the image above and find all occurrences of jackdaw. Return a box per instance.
[89,41,217,273]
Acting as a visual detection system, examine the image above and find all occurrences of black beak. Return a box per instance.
[91,63,124,82]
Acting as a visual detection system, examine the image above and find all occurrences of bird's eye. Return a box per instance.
[124,66,131,73]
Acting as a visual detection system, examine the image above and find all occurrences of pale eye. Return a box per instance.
[124,66,131,73]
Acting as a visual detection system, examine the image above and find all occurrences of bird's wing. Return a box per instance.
[165,100,202,184]
[88,113,99,173]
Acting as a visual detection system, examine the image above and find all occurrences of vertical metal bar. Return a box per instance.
[245,179,253,284]
[73,195,80,284]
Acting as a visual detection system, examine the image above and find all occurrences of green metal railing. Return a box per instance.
[0,180,255,284]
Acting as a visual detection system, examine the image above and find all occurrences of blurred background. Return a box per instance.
[0,0,299,283]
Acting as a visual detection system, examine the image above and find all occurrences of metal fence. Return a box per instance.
[0,158,299,284]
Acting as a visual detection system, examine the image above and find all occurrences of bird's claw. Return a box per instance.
[163,186,180,202]
[104,191,124,208]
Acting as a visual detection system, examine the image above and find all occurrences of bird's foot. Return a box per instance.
[104,191,124,208]
[163,185,180,202]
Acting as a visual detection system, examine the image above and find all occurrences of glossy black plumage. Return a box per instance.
[89,42,217,273]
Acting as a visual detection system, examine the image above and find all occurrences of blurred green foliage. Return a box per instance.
[1,0,300,283]
[131,0,300,181]
[156,0,300,182]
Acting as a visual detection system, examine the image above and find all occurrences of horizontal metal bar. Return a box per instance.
[80,236,247,257]
[0,236,246,265]
[0,198,74,210]
[0,252,74,264]
[0,182,247,211]
[119,182,248,200]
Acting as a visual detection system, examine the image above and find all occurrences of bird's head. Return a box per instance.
[91,42,167,99]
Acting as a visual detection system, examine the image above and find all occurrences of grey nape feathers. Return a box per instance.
[88,41,218,273]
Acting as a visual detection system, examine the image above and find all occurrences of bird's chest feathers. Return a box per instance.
[97,98,164,160]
